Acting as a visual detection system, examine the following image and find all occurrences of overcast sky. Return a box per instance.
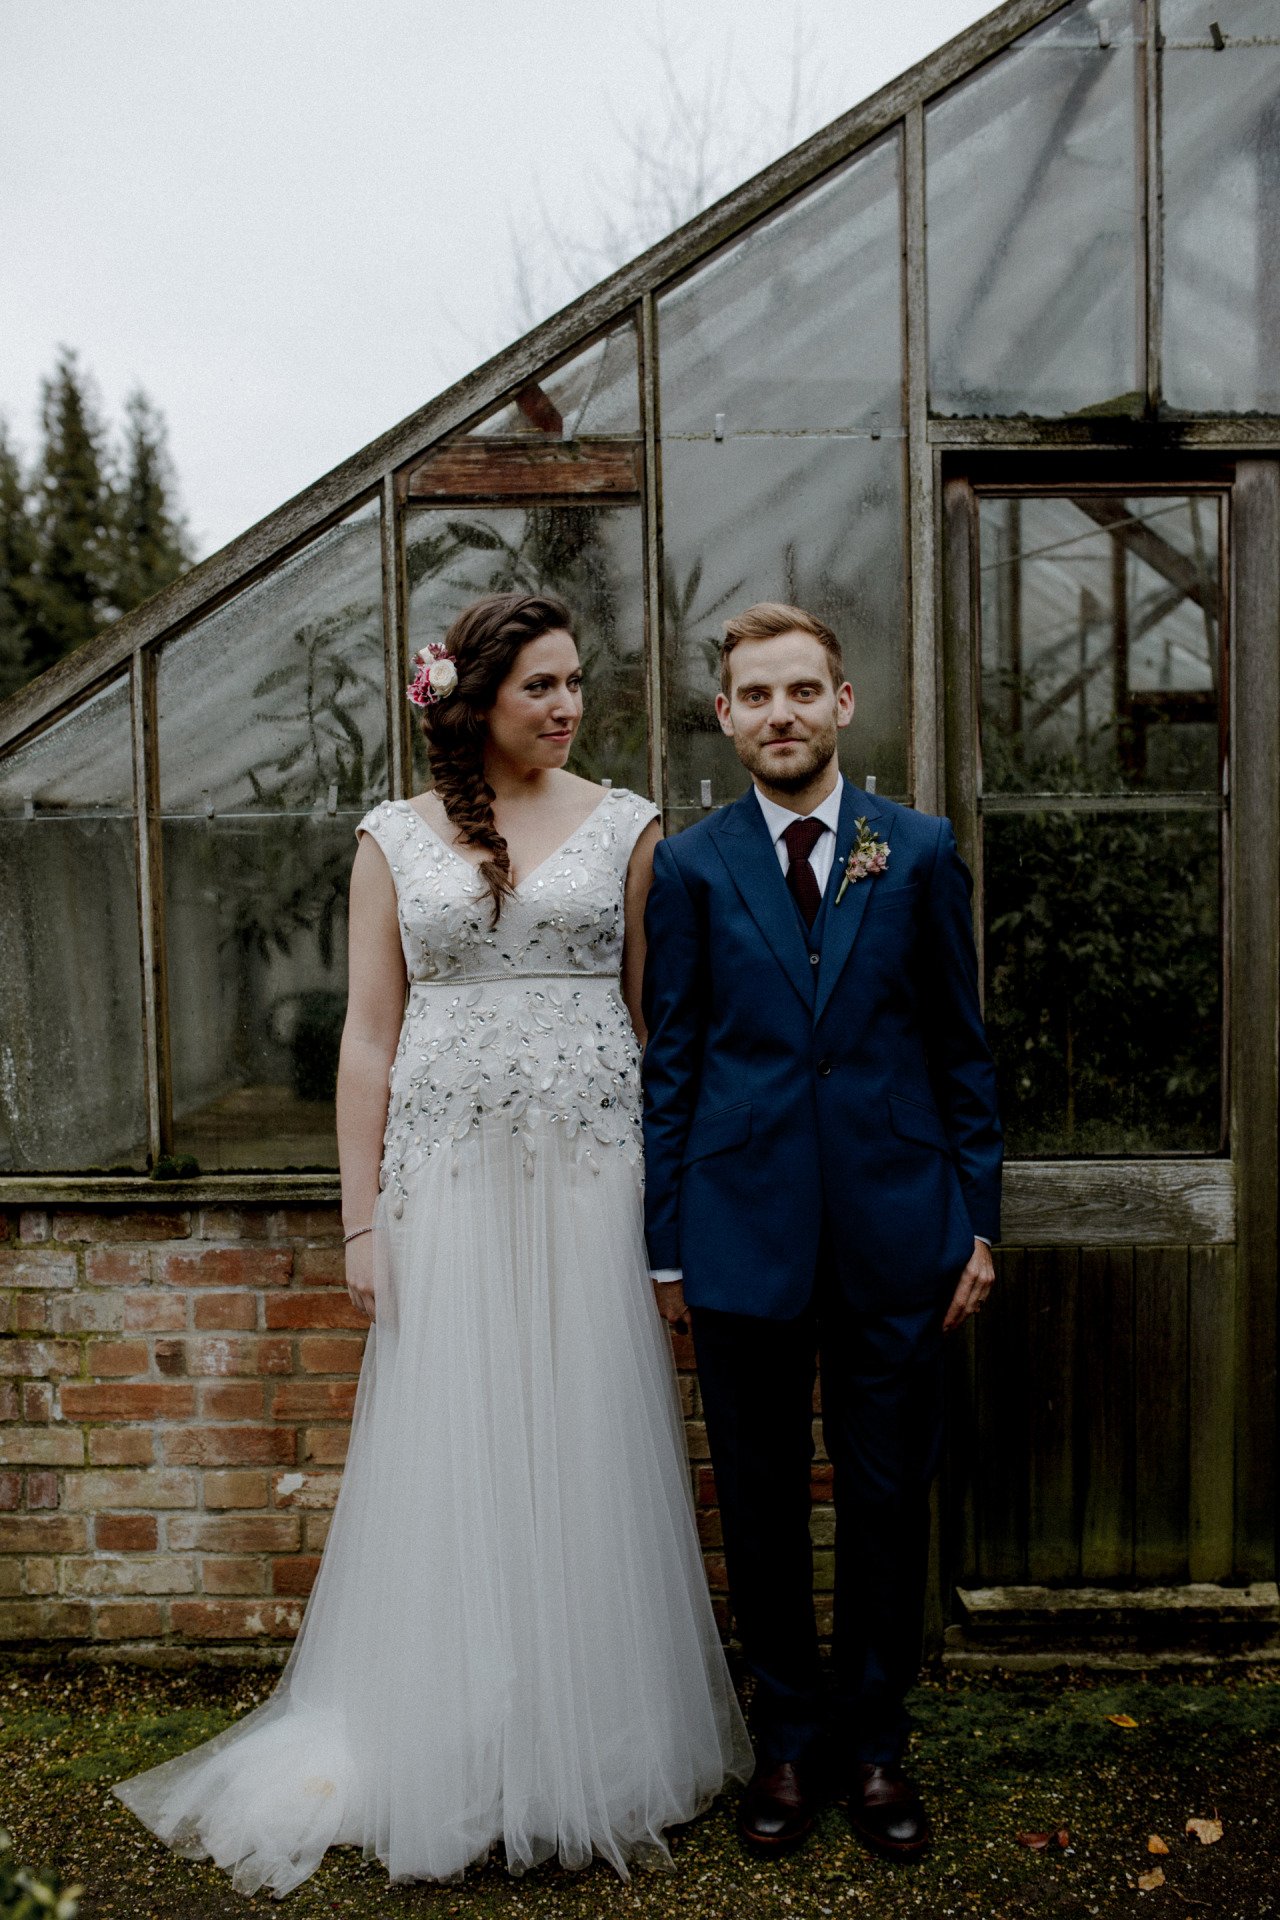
[2,0,994,558]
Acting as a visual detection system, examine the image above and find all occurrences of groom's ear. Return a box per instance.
[836,681,856,729]
[715,691,735,738]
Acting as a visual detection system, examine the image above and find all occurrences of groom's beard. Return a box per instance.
[734,719,839,794]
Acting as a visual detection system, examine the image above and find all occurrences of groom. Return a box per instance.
[641,603,1001,1859]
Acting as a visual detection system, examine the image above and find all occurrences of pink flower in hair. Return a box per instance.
[407,641,459,708]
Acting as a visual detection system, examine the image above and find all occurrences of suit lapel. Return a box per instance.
[709,788,814,1013]
[814,780,887,1028]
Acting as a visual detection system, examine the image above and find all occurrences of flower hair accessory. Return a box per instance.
[407,641,459,708]
[835,816,890,905]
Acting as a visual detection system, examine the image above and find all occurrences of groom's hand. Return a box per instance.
[652,1278,690,1336]
[943,1238,995,1333]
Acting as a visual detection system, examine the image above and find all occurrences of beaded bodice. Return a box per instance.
[355,789,659,1211]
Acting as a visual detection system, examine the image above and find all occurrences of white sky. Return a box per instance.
[2,0,995,558]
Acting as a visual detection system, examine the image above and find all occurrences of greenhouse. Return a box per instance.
[1,0,1278,1657]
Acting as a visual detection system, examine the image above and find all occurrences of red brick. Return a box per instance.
[20,1383,50,1423]
[685,1420,710,1461]
[669,1328,696,1371]
[122,1291,186,1331]
[302,1428,349,1466]
[0,1562,22,1595]
[199,1382,265,1420]
[183,1336,292,1378]
[95,1514,158,1551]
[0,1514,88,1552]
[265,1291,365,1331]
[696,1507,723,1549]
[201,1556,266,1595]
[25,1471,58,1509]
[0,1599,92,1639]
[272,1555,320,1597]
[12,1296,53,1332]
[202,1470,269,1510]
[170,1598,302,1639]
[272,1381,357,1420]
[86,1338,150,1377]
[169,1514,299,1553]
[276,1209,342,1245]
[703,1552,728,1591]
[0,1429,83,1466]
[272,1471,341,1510]
[156,1249,292,1289]
[19,1211,49,1243]
[294,1248,345,1287]
[60,1383,195,1421]
[161,1426,296,1468]
[298,1336,365,1374]
[52,1210,190,1243]
[66,1554,194,1597]
[194,1208,275,1242]
[0,1248,76,1289]
[810,1465,834,1500]
[154,1339,185,1375]
[304,1514,331,1551]
[94,1600,166,1638]
[193,1293,258,1331]
[37,1292,125,1334]
[0,1339,80,1378]
[0,1384,17,1421]
[83,1248,152,1288]
[88,1428,155,1467]
[0,1472,21,1510]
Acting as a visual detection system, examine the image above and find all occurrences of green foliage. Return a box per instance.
[0,352,193,698]
[0,1826,81,1920]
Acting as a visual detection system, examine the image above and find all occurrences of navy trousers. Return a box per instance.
[692,1264,945,1768]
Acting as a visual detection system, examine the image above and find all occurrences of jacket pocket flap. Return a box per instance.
[888,1093,950,1152]
[684,1100,752,1165]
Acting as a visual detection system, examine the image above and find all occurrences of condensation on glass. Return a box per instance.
[156,498,386,1171]
[468,322,640,438]
[977,492,1224,1156]
[403,505,648,798]
[1161,1,1280,412]
[658,133,907,818]
[0,679,149,1171]
[926,0,1140,417]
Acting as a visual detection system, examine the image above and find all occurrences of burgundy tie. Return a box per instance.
[782,816,827,930]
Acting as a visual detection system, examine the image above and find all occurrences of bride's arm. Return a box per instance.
[620,818,662,1045]
[336,835,407,1318]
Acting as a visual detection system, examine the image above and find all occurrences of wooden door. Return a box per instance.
[937,457,1278,1650]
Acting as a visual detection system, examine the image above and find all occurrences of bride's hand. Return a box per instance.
[652,1277,689,1336]
[345,1235,377,1321]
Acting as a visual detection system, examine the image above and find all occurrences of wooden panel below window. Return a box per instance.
[401,438,642,502]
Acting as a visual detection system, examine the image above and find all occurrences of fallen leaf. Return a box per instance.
[1137,1866,1166,1891]
[1185,1816,1223,1845]
[1108,1713,1140,1729]
[1056,1828,1070,1848]
[1147,1834,1170,1854]
[1016,1832,1051,1851]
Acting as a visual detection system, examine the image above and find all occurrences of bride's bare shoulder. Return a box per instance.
[406,789,448,833]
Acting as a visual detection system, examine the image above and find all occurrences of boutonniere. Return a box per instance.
[835,816,890,905]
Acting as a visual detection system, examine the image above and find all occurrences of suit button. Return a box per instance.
[809,952,820,967]
[817,1058,832,1076]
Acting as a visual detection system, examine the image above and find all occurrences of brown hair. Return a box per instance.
[719,602,844,696]
[419,590,575,925]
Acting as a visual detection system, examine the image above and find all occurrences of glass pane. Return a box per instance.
[984,811,1221,1154]
[926,0,1141,416]
[659,133,902,433]
[1162,7,1280,411]
[470,322,640,437]
[404,504,648,795]
[660,437,907,819]
[979,495,1222,794]
[0,680,149,1171]
[157,498,387,1170]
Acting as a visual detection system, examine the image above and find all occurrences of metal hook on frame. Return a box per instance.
[1208,21,1225,50]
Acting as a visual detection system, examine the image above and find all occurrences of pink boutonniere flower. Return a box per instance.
[835,816,890,905]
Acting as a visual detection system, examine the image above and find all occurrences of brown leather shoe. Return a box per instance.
[846,1762,931,1859]
[737,1759,819,1853]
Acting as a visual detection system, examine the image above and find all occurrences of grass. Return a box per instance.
[1,1659,1278,1918]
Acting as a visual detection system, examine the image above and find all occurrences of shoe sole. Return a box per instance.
[845,1809,932,1861]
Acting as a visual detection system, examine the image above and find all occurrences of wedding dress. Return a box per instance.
[112,787,751,1897]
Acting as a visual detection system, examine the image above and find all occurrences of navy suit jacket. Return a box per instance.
[640,778,1002,1319]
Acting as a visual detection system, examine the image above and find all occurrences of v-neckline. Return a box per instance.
[405,789,614,893]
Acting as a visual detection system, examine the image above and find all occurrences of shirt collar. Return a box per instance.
[752,778,843,847]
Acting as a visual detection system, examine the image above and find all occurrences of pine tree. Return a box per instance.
[112,388,193,614]
[0,424,39,699]
[26,348,114,677]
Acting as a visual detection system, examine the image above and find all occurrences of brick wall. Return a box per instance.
[0,1203,835,1656]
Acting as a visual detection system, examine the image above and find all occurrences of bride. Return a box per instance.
[112,590,750,1895]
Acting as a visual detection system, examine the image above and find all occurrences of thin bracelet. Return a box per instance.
[343,1225,374,1245]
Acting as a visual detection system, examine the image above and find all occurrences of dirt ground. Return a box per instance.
[1,1659,1277,1920]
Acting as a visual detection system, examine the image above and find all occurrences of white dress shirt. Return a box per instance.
[648,780,987,1283]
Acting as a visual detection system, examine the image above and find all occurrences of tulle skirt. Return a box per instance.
[112,1120,751,1896]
